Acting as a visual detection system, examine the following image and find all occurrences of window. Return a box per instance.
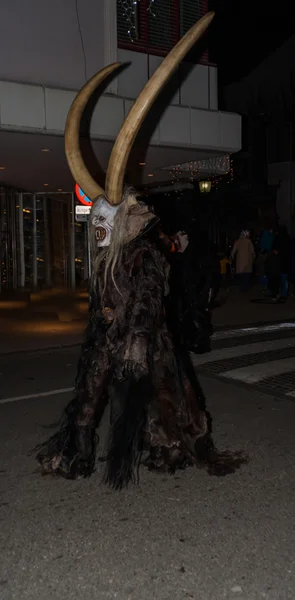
[117,0,208,62]
[117,0,140,45]
[147,0,175,54]
[180,0,203,36]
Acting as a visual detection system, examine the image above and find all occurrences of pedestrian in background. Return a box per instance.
[288,237,295,296]
[231,230,255,292]
[258,225,275,291]
[274,225,290,299]
[265,241,282,301]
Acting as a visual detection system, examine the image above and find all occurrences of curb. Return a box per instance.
[2,319,295,357]
[0,341,82,358]
[214,318,295,332]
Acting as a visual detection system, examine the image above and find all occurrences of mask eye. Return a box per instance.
[92,215,106,226]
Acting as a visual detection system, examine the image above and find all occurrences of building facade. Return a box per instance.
[224,34,295,234]
[0,0,242,290]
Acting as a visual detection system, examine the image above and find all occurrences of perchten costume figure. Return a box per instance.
[36,12,245,489]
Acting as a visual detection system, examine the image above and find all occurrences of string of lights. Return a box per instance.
[118,0,139,42]
[118,0,157,42]
[147,0,156,17]
[168,155,234,190]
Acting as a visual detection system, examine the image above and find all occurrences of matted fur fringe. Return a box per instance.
[103,374,152,490]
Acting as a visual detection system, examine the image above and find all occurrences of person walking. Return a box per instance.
[159,228,213,355]
[274,225,290,299]
[258,226,275,291]
[265,241,282,301]
[288,237,295,296]
[231,230,255,292]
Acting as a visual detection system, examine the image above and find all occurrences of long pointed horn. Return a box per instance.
[105,12,215,205]
[65,63,121,201]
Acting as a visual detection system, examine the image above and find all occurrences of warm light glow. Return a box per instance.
[0,301,28,309]
[0,166,6,170]
[78,303,88,313]
[139,162,146,166]
[57,188,62,192]
[12,321,85,335]
[44,183,49,186]
[199,180,212,193]
[147,173,154,177]
[42,148,50,152]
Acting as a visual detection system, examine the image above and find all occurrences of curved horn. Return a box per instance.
[65,62,121,201]
[105,12,215,205]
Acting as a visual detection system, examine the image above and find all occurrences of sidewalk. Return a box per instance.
[212,285,295,329]
[0,286,294,354]
[0,289,88,354]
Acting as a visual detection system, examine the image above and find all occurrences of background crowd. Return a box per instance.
[153,219,295,359]
[230,224,295,302]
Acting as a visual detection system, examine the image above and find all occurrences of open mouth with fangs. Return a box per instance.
[96,227,107,242]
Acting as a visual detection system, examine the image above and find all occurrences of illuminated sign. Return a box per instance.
[75,183,93,207]
[75,205,91,215]
[75,205,91,222]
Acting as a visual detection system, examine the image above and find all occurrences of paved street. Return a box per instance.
[195,321,295,399]
[1,328,295,600]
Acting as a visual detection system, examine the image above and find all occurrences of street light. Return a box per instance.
[199,180,212,193]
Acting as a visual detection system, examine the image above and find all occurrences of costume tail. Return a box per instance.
[104,374,151,490]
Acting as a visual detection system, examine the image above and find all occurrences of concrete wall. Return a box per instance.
[0,0,114,90]
[0,79,241,154]
[0,0,240,164]
[0,0,217,110]
[118,50,218,110]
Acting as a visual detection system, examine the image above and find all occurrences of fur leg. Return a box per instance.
[104,374,152,490]
[35,417,98,479]
[35,347,110,479]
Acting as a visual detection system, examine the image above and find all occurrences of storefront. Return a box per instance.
[0,187,89,292]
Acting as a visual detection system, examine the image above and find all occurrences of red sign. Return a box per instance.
[75,184,93,207]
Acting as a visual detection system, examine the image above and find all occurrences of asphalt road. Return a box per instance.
[1,347,295,600]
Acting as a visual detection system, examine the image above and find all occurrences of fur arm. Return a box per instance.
[119,247,166,375]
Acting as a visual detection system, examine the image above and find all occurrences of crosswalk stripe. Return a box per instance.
[193,336,295,366]
[213,322,295,341]
[222,358,295,384]
[0,388,73,405]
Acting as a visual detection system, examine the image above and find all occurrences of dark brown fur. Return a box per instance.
[35,237,246,488]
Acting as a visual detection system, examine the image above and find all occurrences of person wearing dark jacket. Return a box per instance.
[161,230,214,355]
[265,242,282,301]
[274,226,290,298]
[288,237,295,295]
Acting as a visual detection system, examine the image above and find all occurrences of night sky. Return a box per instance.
[208,0,294,85]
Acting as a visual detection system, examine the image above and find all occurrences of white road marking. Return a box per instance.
[193,337,295,366]
[2,324,295,403]
[222,358,295,384]
[213,322,295,341]
[0,387,74,405]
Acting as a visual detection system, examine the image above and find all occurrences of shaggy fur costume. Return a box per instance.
[36,227,245,488]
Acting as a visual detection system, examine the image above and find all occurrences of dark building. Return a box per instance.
[223,34,295,234]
